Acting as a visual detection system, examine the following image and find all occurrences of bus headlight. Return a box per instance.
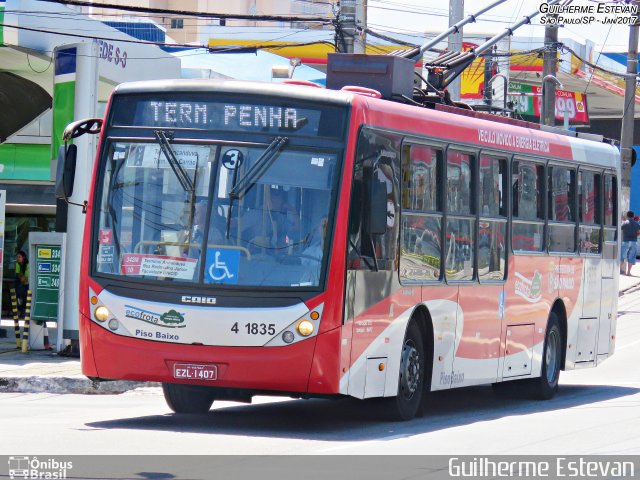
[108,318,119,331]
[296,320,314,337]
[94,306,110,322]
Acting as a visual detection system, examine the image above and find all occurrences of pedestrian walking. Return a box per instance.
[620,211,640,276]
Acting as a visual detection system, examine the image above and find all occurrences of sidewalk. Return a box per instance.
[0,324,157,394]
[2,273,640,395]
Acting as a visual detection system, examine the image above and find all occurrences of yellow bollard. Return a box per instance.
[21,291,32,353]
[10,288,21,348]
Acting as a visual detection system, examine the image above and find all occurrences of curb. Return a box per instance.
[619,284,640,296]
[0,376,159,394]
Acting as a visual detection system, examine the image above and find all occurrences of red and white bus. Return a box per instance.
[70,79,619,420]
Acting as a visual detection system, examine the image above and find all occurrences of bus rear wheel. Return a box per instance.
[162,383,215,414]
[382,321,425,421]
[527,312,562,399]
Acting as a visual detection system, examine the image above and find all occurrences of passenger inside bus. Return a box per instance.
[231,185,300,255]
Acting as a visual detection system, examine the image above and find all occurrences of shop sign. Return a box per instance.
[508,82,589,125]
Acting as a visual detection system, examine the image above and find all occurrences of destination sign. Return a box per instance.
[110,95,346,140]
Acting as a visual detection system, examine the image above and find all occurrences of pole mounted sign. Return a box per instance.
[508,81,590,125]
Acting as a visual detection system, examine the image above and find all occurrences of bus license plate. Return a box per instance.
[173,363,218,381]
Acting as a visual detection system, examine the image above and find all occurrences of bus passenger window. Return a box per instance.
[479,156,506,217]
[512,161,545,253]
[399,143,443,282]
[578,171,601,255]
[478,155,507,281]
[445,150,475,281]
[603,174,618,242]
[548,166,576,253]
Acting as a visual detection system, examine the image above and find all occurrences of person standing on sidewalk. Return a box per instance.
[620,211,640,276]
[15,251,29,318]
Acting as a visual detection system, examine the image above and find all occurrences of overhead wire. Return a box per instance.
[36,0,334,23]
[0,21,335,53]
[7,2,634,88]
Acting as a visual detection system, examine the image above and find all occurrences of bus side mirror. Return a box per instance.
[55,144,78,199]
[365,177,388,235]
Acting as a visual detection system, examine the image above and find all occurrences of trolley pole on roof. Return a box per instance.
[399,0,508,62]
[448,0,464,101]
[620,4,640,214]
[542,17,559,126]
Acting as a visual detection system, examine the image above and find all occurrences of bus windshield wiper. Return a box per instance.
[229,136,288,200]
[154,130,194,193]
[225,136,288,239]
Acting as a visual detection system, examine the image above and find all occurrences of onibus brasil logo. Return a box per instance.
[8,456,72,479]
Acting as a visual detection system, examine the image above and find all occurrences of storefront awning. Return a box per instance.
[0,71,51,143]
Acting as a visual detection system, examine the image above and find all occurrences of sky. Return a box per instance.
[367,0,634,53]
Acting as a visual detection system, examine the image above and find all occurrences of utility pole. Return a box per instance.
[483,42,494,108]
[339,0,366,53]
[448,0,464,101]
[620,4,640,214]
[542,19,558,126]
[355,0,367,53]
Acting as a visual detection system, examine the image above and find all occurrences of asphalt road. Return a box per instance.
[1,292,639,456]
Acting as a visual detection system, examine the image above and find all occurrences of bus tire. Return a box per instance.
[162,383,214,414]
[528,311,562,400]
[382,321,425,421]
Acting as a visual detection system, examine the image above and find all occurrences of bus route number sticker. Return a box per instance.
[221,149,243,170]
[205,249,240,284]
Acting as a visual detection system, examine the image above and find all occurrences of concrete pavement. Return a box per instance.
[0,325,156,394]
[2,272,640,395]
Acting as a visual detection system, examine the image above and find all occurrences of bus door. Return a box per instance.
[597,174,618,358]
[574,170,603,363]
[344,128,404,399]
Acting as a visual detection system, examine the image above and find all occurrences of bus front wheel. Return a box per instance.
[162,383,214,414]
[382,321,425,421]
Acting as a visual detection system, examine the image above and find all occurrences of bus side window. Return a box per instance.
[445,149,475,281]
[400,143,443,283]
[578,170,601,255]
[512,160,545,252]
[478,155,507,282]
[348,128,401,271]
[603,174,618,242]
[548,166,576,253]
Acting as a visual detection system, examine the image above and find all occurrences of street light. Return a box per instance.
[541,74,562,125]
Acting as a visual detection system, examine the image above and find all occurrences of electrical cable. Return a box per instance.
[0,22,335,53]
[37,0,333,23]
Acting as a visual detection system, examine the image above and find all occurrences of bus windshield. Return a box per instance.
[94,137,339,288]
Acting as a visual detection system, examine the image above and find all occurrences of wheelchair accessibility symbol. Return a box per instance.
[205,249,240,284]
